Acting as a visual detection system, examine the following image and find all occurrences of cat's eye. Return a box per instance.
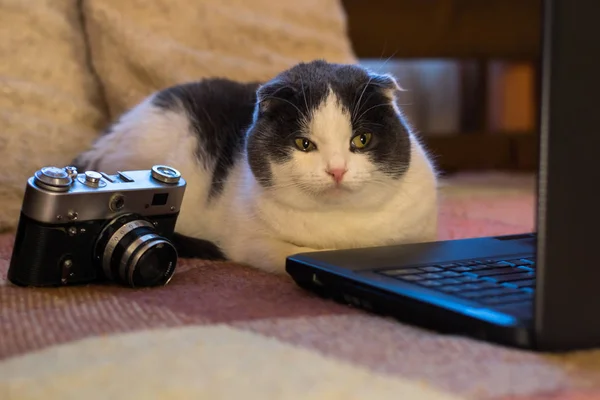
[294,137,317,152]
[351,133,373,150]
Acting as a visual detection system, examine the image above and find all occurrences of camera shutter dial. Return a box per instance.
[76,170,107,188]
[34,166,72,192]
[85,171,102,184]
[151,165,181,184]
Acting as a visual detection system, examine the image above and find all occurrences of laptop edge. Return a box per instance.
[533,0,600,350]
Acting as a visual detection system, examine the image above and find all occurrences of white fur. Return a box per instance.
[76,89,439,274]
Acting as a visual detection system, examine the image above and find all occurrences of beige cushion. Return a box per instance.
[0,0,356,231]
[0,0,109,231]
[83,0,357,117]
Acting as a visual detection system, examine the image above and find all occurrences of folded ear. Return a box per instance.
[368,72,404,99]
[256,79,297,112]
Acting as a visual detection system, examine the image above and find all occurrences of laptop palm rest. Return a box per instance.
[290,234,536,272]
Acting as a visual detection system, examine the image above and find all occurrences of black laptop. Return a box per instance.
[285,0,600,352]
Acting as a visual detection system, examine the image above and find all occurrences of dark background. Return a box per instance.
[342,0,542,174]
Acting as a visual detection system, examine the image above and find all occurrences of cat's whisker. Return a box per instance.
[352,50,400,123]
[356,121,385,129]
[353,92,380,123]
[262,95,305,118]
[354,103,392,122]
[372,51,398,75]
[265,84,291,99]
[352,77,374,123]
[300,77,310,114]
[280,128,305,140]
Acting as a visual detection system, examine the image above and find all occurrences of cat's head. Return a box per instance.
[246,60,414,209]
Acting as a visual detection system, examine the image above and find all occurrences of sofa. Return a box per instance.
[2,1,600,399]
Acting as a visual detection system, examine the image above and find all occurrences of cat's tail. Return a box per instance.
[170,234,227,260]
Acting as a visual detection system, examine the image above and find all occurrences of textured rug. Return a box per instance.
[2,172,600,400]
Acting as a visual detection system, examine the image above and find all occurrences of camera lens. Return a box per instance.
[132,243,177,286]
[94,214,177,287]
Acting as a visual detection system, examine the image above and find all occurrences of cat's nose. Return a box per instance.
[326,168,347,184]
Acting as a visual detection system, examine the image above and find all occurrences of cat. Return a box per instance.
[73,59,439,274]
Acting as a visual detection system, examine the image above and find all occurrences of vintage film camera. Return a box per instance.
[8,165,187,288]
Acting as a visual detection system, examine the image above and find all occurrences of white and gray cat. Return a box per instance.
[73,60,439,273]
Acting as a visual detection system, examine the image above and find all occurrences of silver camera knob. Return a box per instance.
[85,171,102,184]
[64,166,78,180]
[33,166,72,192]
[76,170,106,188]
[151,165,181,184]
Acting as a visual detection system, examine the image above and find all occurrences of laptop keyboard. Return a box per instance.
[377,256,535,318]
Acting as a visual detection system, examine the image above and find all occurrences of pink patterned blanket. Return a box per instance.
[1,173,599,400]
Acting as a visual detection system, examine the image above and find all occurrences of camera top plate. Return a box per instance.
[22,165,187,224]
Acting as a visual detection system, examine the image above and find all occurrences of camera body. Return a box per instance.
[8,165,187,288]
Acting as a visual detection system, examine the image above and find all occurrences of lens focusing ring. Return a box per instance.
[95,214,177,287]
[119,233,160,283]
[100,218,154,281]
[126,238,177,287]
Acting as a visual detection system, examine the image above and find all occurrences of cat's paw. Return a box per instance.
[229,238,323,274]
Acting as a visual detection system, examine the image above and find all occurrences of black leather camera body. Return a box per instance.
[8,165,187,288]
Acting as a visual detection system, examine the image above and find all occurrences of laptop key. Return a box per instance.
[449,266,473,272]
[439,285,463,293]
[517,265,535,272]
[380,268,421,276]
[503,279,536,288]
[506,259,533,267]
[456,283,482,291]
[473,281,499,289]
[439,271,462,278]
[468,260,485,265]
[418,280,443,287]
[485,261,515,268]
[420,266,444,272]
[437,278,463,285]
[466,267,525,277]
[437,263,458,269]
[455,261,481,266]
[471,263,514,271]
[399,275,424,281]
[455,282,498,291]
[518,258,535,265]
[455,275,479,283]
[485,272,535,283]
[421,273,444,280]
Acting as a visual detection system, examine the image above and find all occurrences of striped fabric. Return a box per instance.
[2,173,599,400]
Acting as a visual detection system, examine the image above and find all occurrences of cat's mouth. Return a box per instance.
[319,183,354,196]
[293,177,359,198]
